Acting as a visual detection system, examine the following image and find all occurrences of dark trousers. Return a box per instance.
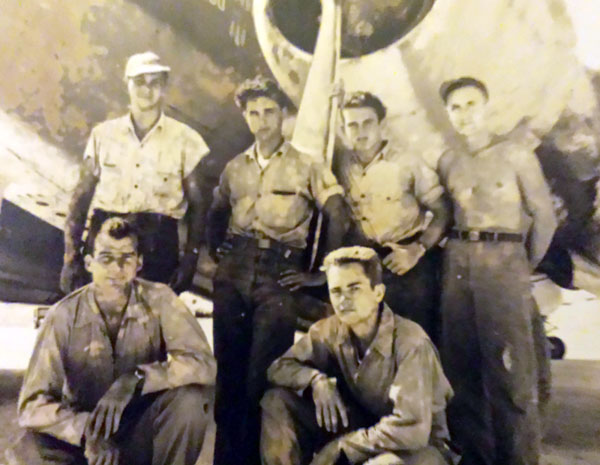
[260,387,448,465]
[440,240,540,465]
[381,249,441,345]
[212,237,330,465]
[8,385,211,465]
[88,209,179,284]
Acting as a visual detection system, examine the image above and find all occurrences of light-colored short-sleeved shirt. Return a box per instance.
[212,141,344,248]
[438,138,554,232]
[267,305,453,463]
[85,113,209,219]
[333,142,444,245]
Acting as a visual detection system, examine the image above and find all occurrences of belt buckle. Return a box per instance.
[468,230,480,241]
[257,238,271,249]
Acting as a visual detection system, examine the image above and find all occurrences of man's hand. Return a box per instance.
[86,373,140,441]
[312,376,348,433]
[382,242,426,276]
[60,254,88,294]
[279,270,327,291]
[310,438,343,465]
[170,252,199,294]
[84,436,120,465]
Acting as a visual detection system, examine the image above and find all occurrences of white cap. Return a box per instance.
[125,51,171,78]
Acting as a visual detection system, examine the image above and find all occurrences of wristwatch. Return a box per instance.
[134,367,145,388]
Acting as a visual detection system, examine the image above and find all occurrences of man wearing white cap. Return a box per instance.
[61,51,211,294]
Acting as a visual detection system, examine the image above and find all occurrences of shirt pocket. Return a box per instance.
[257,189,311,230]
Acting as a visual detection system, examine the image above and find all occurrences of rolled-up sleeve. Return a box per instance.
[309,162,344,209]
[139,291,216,395]
[340,340,442,464]
[18,308,90,447]
[267,321,333,392]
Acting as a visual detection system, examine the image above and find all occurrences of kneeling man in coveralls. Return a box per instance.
[9,217,216,465]
[261,246,454,465]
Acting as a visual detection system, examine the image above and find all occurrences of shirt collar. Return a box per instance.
[244,139,289,163]
[350,140,390,170]
[334,303,395,358]
[123,112,166,136]
[75,280,148,327]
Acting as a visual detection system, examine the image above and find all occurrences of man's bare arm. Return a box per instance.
[64,158,98,260]
[419,196,451,250]
[516,149,558,267]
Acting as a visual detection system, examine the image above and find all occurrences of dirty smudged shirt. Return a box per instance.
[85,113,210,219]
[267,305,453,463]
[333,142,444,245]
[211,141,344,248]
[18,279,216,446]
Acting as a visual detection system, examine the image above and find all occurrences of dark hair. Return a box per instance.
[234,76,291,111]
[439,77,489,104]
[332,256,383,287]
[342,91,387,122]
[88,217,140,254]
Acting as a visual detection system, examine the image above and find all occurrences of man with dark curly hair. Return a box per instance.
[207,75,349,465]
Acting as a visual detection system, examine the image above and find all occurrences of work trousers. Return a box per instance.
[8,385,211,465]
[212,237,330,465]
[380,248,441,345]
[88,209,179,284]
[440,240,540,465]
[260,387,448,465]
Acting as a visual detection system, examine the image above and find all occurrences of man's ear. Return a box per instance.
[84,254,93,273]
[374,283,386,304]
[137,255,144,272]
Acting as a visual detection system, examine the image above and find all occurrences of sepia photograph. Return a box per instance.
[0,0,599,464]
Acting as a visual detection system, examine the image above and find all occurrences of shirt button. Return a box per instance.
[134,184,139,189]
[360,194,366,198]
[361,217,367,221]
[136,163,140,168]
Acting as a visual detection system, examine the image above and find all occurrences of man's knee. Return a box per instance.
[261,387,298,417]
[156,384,212,427]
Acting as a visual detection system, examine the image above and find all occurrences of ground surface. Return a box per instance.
[0,361,599,465]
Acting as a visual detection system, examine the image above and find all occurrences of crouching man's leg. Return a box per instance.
[364,447,449,465]
[261,387,334,465]
[6,431,86,465]
[119,384,212,465]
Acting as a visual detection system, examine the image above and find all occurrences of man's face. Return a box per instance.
[243,96,284,143]
[127,72,167,112]
[342,106,383,155]
[445,85,488,136]
[327,262,384,328]
[85,233,141,292]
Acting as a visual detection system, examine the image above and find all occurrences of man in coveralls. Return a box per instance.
[261,246,454,465]
[9,217,216,465]
[437,77,557,465]
[207,76,348,465]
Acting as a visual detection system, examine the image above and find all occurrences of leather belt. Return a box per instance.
[229,235,303,258]
[448,229,524,243]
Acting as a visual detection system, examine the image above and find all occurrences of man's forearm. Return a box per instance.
[64,174,97,258]
[418,197,450,250]
[322,194,350,254]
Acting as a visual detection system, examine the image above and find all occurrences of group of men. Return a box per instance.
[10,16,557,465]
